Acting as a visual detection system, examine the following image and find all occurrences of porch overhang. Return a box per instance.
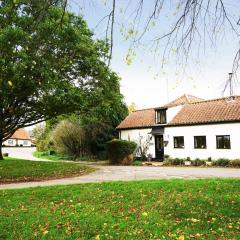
[150,127,164,135]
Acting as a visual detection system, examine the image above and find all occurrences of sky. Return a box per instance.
[68,0,240,109]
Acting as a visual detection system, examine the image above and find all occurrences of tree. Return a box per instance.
[128,102,137,114]
[69,1,240,81]
[0,1,111,159]
[45,71,128,157]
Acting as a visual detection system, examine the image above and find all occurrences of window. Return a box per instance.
[174,136,184,148]
[23,140,28,146]
[8,139,13,145]
[194,136,206,149]
[156,110,167,124]
[216,135,231,149]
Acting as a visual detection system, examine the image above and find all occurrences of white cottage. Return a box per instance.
[117,94,240,160]
[3,128,32,147]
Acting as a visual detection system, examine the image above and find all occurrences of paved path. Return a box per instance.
[1,165,240,190]
[2,147,52,162]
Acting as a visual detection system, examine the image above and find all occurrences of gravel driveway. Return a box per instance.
[1,164,240,190]
[1,147,240,190]
[2,147,50,161]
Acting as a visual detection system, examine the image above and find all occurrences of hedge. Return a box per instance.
[106,139,137,165]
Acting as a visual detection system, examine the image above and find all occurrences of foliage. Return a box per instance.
[80,71,128,155]
[0,157,93,183]
[0,0,113,159]
[207,157,212,162]
[212,158,230,167]
[230,159,240,168]
[33,151,71,161]
[106,139,137,165]
[164,154,170,160]
[51,120,86,159]
[191,158,206,166]
[32,124,52,151]
[132,160,142,166]
[0,179,240,239]
[127,102,137,113]
[164,158,184,166]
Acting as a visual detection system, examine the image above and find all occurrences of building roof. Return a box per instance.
[117,95,240,129]
[116,108,155,129]
[161,94,204,108]
[11,128,30,140]
[169,96,240,126]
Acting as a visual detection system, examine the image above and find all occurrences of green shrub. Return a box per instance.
[163,158,184,166]
[132,160,142,166]
[212,158,230,167]
[207,157,212,162]
[230,159,240,168]
[106,139,137,165]
[164,154,170,160]
[191,158,206,166]
[186,157,191,161]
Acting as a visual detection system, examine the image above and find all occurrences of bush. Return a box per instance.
[164,154,170,160]
[230,159,240,168]
[163,158,184,166]
[212,158,230,167]
[106,139,137,165]
[186,157,191,161]
[191,158,206,166]
[52,120,86,160]
[132,160,142,166]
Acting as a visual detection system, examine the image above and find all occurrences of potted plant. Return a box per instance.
[206,157,212,166]
[184,157,191,166]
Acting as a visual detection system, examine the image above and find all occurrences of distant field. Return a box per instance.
[0,179,239,239]
[0,158,94,183]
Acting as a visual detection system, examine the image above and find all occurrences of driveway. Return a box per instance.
[1,165,240,190]
[2,147,50,161]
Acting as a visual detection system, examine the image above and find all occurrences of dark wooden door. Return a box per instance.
[155,135,164,161]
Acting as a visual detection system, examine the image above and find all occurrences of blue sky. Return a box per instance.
[68,0,240,108]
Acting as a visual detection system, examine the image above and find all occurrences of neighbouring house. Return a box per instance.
[117,94,240,160]
[2,128,32,147]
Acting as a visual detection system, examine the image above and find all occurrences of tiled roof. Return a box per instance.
[169,96,240,126]
[117,94,203,129]
[162,94,204,108]
[11,128,30,140]
[116,108,155,129]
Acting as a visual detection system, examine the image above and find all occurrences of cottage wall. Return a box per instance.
[120,128,156,158]
[164,122,240,160]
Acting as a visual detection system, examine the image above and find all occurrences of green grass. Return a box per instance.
[0,158,94,183]
[34,151,99,162]
[33,151,71,161]
[0,179,240,239]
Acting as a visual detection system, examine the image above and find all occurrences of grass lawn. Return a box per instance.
[0,158,94,183]
[0,179,239,239]
[33,151,70,161]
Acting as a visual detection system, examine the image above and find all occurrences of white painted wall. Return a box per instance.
[166,105,183,123]
[120,128,156,158]
[164,123,240,160]
[3,139,31,147]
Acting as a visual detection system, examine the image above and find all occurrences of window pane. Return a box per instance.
[194,136,206,149]
[156,110,166,124]
[216,135,230,149]
[174,136,184,148]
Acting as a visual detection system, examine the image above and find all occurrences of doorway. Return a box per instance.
[155,135,164,161]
